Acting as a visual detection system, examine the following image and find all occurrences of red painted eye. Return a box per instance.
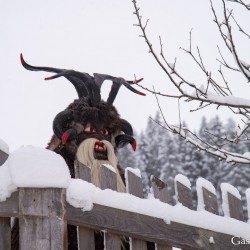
[84,125,96,133]
[102,128,109,135]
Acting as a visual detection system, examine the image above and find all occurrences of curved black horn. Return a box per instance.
[45,70,101,105]
[115,134,136,151]
[94,73,145,106]
[53,109,74,139]
[120,119,133,136]
[20,54,101,104]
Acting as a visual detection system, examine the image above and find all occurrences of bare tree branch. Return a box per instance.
[132,0,250,164]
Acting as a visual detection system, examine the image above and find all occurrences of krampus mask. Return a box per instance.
[20,54,144,188]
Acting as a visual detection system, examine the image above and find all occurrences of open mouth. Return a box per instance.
[94,141,108,160]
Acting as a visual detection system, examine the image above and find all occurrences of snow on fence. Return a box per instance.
[0,146,250,249]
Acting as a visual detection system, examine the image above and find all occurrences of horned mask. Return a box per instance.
[20,54,144,190]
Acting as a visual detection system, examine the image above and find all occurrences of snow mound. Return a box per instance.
[9,146,71,188]
[67,179,94,211]
[0,163,17,201]
[0,145,70,201]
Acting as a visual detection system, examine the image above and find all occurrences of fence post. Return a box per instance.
[125,168,147,250]
[74,161,95,250]
[0,150,8,166]
[246,188,250,223]
[175,174,193,210]
[151,175,172,250]
[0,217,11,250]
[100,164,121,249]
[0,138,9,166]
[221,183,244,221]
[19,188,67,250]
[99,164,121,250]
[196,177,219,215]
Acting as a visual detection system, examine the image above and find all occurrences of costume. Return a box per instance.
[11,54,144,250]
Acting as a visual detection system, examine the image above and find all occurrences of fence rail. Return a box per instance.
[0,160,250,250]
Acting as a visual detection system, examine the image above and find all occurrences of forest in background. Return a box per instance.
[118,112,250,216]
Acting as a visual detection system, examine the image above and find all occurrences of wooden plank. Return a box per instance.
[0,191,19,217]
[126,170,144,198]
[151,175,170,204]
[19,188,67,250]
[126,169,147,250]
[67,203,250,250]
[74,160,95,250]
[78,227,95,249]
[104,232,121,250]
[74,160,91,183]
[99,164,117,191]
[0,217,11,250]
[175,181,193,209]
[99,165,121,249]
[0,149,8,166]
[228,192,244,221]
[202,187,219,215]
[151,176,172,250]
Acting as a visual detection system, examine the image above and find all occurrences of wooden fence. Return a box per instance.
[0,160,250,250]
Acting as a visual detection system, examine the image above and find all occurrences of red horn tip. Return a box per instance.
[135,78,144,83]
[20,53,25,65]
[131,140,137,151]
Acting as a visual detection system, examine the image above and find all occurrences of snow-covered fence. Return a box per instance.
[0,146,250,249]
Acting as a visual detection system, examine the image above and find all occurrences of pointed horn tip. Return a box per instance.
[44,76,53,80]
[45,74,60,80]
[20,53,25,65]
[131,140,136,151]
[135,78,144,83]
[136,90,146,96]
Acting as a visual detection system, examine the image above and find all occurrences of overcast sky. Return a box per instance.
[1,0,250,151]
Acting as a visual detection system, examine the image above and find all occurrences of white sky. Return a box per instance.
[0,0,250,151]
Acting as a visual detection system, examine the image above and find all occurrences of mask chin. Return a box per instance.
[93,141,108,160]
[94,151,108,160]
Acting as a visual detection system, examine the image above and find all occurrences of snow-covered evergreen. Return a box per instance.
[117,112,250,216]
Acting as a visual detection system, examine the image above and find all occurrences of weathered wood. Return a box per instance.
[74,160,95,250]
[126,169,147,250]
[126,169,144,198]
[176,181,193,209]
[151,175,170,204]
[0,191,19,217]
[99,164,117,191]
[78,227,95,250]
[202,187,219,215]
[0,149,8,166]
[99,165,121,249]
[104,232,121,250]
[228,192,244,221]
[67,202,250,250]
[0,217,11,250]
[151,176,172,250]
[19,188,67,250]
[157,244,172,250]
[74,160,91,183]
